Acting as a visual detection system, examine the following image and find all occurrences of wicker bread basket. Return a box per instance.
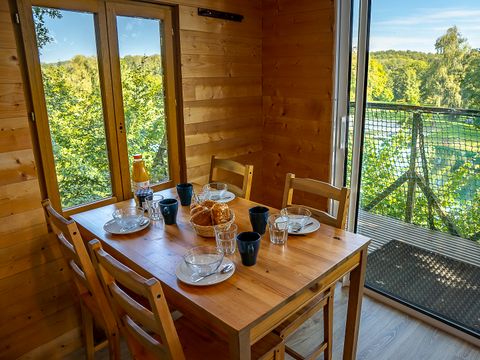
[190,210,235,238]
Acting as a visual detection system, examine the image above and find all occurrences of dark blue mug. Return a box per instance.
[236,231,261,266]
[249,206,269,235]
[159,198,178,225]
[176,183,193,206]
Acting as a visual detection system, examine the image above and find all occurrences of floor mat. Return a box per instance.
[366,240,480,335]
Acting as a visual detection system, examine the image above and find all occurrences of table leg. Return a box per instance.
[343,247,368,360]
[229,330,251,360]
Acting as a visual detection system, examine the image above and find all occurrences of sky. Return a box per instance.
[366,0,480,52]
[37,1,480,63]
[37,10,161,63]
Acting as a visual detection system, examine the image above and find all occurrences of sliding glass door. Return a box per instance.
[342,0,480,338]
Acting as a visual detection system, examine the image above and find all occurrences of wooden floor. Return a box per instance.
[66,284,480,359]
[358,210,480,267]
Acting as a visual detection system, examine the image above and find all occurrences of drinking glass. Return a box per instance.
[268,214,289,245]
[214,223,238,255]
[204,182,228,201]
[146,194,164,221]
[280,206,312,232]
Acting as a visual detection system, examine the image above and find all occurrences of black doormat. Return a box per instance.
[366,240,480,335]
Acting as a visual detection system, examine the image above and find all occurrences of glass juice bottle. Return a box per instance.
[132,154,150,192]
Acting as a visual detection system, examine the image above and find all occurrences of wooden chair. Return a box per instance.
[282,173,350,229]
[89,239,284,360]
[209,155,254,200]
[41,199,119,360]
[276,173,351,360]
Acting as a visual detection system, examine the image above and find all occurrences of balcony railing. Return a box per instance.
[348,102,480,242]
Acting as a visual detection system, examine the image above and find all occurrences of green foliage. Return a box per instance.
[422,27,470,108]
[353,107,480,242]
[462,50,480,109]
[40,55,168,209]
[41,56,111,208]
[365,27,479,109]
[120,55,168,184]
[367,58,393,102]
[32,7,62,50]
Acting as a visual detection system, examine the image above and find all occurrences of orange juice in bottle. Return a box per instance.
[132,154,150,192]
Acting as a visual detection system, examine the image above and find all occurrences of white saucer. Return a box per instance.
[216,191,236,203]
[103,217,150,235]
[176,257,235,286]
[287,217,321,235]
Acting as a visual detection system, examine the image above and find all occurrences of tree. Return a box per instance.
[350,50,394,102]
[32,7,62,50]
[392,65,422,104]
[423,27,469,108]
[462,49,480,110]
[367,58,393,102]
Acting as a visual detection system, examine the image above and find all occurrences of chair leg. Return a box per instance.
[323,290,334,360]
[107,331,121,360]
[81,303,95,360]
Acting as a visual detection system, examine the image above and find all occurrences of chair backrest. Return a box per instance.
[282,173,350,229]
[209,155,254,200]
[41,199,117,330]
[89,239,185,360]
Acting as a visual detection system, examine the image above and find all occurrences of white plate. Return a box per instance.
[176,257,235,286]
[287,217,321,235]
[103,217,150,235]
[216,191,236,203]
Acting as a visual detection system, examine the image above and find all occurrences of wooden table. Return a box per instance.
[72,187,370,360]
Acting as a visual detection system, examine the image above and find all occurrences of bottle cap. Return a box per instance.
[133,154,142,160]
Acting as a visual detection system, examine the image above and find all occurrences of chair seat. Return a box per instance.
[176,316,283,360]
[274,290,331,339]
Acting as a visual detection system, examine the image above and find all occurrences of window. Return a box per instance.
[18,0,181,214]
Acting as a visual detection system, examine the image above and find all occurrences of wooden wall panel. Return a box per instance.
[180,3,264,200]
[1,0,337,357]
[261,0,335,208]
[1,0,263,358]
[0,2,78,358]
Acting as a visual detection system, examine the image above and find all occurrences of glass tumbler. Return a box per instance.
[146,194,164,221]
[268,214,289,245]
[214,223,238,255]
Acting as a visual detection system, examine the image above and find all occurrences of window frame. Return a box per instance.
[17,0,183,215]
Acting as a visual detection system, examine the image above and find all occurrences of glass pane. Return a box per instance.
[116,15,170,186]
[351,0,480,337]
[33,7,112,209]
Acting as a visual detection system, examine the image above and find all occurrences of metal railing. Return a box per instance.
[348,102,480,241]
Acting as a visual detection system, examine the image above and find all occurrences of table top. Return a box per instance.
[72,187,370,334]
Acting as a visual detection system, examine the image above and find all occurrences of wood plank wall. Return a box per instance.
[261,0,335,208]
[180,2,264,200]
[0,1,82,359]
[0,0,263,358]
[1,0,336,357]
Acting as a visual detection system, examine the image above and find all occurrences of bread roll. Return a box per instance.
[190,204,207,217]
[202,200,216,209]
[212,203,230,225]
[191,208,212,226]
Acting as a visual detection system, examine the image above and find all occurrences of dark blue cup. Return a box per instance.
[176,183,193,206]
[159,198,178,225]
[249,206,269,235]
[236,231,261,266]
